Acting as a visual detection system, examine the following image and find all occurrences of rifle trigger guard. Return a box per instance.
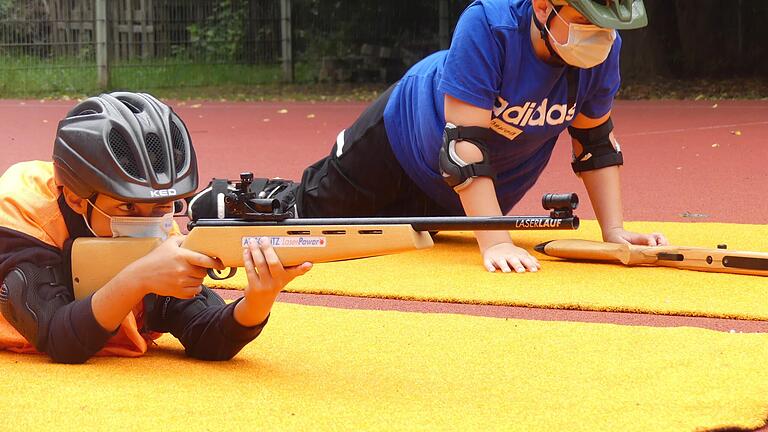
[207,267,237,280]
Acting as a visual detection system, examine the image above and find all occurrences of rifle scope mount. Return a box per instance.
[219,172,292,221]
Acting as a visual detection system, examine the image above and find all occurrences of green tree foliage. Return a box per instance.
[186,0,249,63]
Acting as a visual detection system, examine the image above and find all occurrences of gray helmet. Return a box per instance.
[53,92,198,203]
[552,0,648,30]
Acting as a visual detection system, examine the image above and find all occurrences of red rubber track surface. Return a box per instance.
[3,97,767,429]
[5,99,764,223]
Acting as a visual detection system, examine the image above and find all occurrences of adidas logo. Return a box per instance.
[493,97,576,128]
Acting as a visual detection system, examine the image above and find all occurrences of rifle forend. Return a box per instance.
[534,239,768,276]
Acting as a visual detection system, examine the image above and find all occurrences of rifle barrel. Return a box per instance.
[190,216,579,231]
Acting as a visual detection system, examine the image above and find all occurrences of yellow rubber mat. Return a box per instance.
[1,302,766,431]
[206,220,768,320]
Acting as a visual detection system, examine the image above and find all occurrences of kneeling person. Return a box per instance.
[0,92,311,363]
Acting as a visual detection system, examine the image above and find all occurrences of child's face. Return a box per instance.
[87,194,175,237]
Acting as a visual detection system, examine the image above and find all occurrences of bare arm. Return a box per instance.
[444,94,540,272]
[571,112,668,246]
[570,112,624,236]
[90,268,150,331]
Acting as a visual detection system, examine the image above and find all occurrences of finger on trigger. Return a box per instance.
[181,248,222,270]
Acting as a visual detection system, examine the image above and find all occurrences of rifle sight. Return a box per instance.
[542,193,578,219]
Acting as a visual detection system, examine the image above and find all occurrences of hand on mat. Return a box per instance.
[483,242,541,273]
[235,237,313,326]
[603,228,669,247]
[128,235,225,299]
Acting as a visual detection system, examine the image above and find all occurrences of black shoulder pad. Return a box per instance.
[0,263,69,350]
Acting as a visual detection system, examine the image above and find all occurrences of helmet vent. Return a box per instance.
[108,129,144,180]
[120,100,142,114]
[145,133,168,175]
[170,122,187,174]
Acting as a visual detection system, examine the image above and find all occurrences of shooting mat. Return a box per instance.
[1,302,767,431]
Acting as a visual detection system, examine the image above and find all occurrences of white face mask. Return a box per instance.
[83,201,174,240]
[544,6,616,69]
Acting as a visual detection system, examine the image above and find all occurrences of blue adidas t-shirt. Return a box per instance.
[383,0,621,214]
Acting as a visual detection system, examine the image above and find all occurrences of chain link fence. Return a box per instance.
[0,0,469,96]
[0,0,98,94]
[3,0,763,97]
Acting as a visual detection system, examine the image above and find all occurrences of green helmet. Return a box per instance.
[552,0,648,30]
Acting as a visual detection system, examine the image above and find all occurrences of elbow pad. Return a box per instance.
[568,117,623,173]
[0,263,69,350]
[439,123,496,191]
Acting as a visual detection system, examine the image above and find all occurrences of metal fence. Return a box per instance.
[0,0,469,95]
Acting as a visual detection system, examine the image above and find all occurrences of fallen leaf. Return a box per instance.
[277,109,288,114]
[675,166,682,170]
[711,143,720,148]
[190,103,202,108]
[263,118,271,122]
[711,103,718,109]
[306,114,316,119]
[680,211,709,219]
[42,119,48,123]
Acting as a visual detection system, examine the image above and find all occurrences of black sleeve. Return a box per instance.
[0,229,115,364]
[142,287,268,361]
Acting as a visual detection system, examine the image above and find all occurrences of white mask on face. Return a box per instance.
[83,201,174,240]
[544,5,616,69]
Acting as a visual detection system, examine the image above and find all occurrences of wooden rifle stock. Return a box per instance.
[534,239,768,276]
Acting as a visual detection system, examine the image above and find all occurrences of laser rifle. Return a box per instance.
[71,173,580,299]
[534,239,768,276]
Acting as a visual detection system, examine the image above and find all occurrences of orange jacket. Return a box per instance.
[0,161,157,357]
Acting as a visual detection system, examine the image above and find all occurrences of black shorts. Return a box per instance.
[297,85,458,218]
